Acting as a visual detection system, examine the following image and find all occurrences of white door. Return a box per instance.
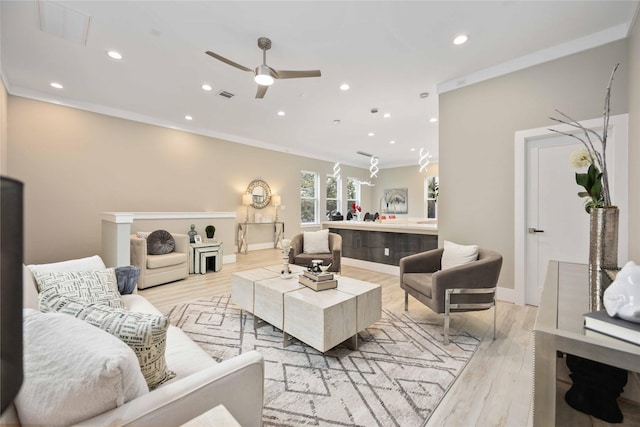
[525,136,590,305]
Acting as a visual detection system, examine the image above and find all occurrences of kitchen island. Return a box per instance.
[322,220,438,267]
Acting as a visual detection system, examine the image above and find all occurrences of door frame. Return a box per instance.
[514,114,629,306]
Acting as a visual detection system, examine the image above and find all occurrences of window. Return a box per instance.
[346,177,360,214]
[425,176,439,219]
[326,175,341,219]
[300,171,319,224]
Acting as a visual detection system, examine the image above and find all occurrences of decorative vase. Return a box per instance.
[588,206,619,311]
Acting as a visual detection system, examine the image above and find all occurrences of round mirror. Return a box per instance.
[246,179,271,209]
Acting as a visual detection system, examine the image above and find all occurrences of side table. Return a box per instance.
[189,241,223,274]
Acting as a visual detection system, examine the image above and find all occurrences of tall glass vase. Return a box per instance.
[588,206,619,311]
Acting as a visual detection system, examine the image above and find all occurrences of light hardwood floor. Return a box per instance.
[139,249,638,427]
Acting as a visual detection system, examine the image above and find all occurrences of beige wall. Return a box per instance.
[629,17,640,261]
[439,40,630,291]
[7,97,372,264]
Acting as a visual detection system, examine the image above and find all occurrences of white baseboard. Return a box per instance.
[222,254,236,264]
[496,286,515,304]
[342,257,400,275]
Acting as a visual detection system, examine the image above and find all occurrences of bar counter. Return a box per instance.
[322,220,438,266]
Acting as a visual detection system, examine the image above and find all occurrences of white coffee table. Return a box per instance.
[231,266,382,353]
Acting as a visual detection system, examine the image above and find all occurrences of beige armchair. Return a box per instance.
[288,232,342,273]
[400,247,502,344]
[130,233,189,289]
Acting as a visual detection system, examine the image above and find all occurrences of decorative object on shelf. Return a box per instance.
[351,203,362,221]
[603,260,640,323]
[205,225,215,239]
[281,238,292,277]
[242,193,252,223]
[245,179,272,209]
[550,63,620,312]
[194,235,202,244]
[187,224,197,243]
[272,195,281,222]
[382,188,408,214]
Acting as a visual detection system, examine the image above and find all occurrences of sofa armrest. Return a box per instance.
[288,234,303,264]
[73,350,264,427]
[399,248,443,275]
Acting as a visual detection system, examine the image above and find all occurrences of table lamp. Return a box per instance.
[272,195,281,222]
[242,193,252,223]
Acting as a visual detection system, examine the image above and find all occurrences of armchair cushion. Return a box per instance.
[441,240,478,270]
[303,229,330,254]
[147,230,176,255]
[147,252,187,269]
[16,309,148,427]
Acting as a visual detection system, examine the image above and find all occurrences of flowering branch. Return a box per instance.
[548,63,619,210]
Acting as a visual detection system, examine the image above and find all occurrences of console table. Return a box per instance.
[237,221,284,254]
[533,261,640,426]
[189,242,223,274]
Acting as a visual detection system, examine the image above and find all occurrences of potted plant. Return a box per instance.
[205,225,215,239]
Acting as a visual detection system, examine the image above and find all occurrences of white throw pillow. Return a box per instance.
[441,240,479,270]
[15,309,148,427]
[33,268,124,309]
[39,291,176,389]
[303,229,330,254]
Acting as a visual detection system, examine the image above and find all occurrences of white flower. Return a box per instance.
[569,147,592,169]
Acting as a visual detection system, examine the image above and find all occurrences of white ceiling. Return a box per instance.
[1,1,638,169]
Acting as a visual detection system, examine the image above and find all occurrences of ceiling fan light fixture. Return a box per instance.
[255,65,274,86]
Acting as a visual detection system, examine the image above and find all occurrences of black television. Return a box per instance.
[1,176,24,414]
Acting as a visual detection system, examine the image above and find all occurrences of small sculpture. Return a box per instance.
[187,224,197,243]
[603,260,640,323]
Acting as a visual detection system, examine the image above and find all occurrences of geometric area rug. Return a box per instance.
[166,294,480,427]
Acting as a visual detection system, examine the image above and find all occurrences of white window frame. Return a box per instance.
[424,176,438,219]
[300,170,319,225]
[346,177,361,214]
[326,175,342,219]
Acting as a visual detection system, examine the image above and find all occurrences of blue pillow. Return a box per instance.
[115,266,140,295]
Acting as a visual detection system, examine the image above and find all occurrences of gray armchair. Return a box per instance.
[400,247,502,344]
[288,232,342,273]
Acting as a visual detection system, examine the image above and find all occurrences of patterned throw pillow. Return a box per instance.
[33,268,124,309]
[39,291,176,389]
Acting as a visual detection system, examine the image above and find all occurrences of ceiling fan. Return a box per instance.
[206,37,321,99]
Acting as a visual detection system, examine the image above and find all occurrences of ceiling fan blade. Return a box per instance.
[205,51,252,73]
[255,85,269,99]
[273,69,321,79]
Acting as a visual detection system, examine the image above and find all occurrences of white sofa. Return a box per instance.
[1,256,264,427]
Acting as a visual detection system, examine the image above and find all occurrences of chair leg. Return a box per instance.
[444,289,451,345]
[404,291,408,311]
[493,297,497,340]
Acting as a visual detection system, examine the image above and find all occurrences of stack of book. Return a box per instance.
[298,270,337,291]
[583,310,640,346]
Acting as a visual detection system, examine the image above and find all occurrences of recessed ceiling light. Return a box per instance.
[429,117,438,123]
[453,34,468,45]
[185,115,193,121]
[107,50,122,60]
[340,83,350,91]
[201,84,212,91]
[389,140,396,144]
[333,119,341,125]
[419,92,429,99]
[50,82,63,89]
[410,148,416,152]
[368,132,375,137]
[383,113,391,118]
[277,111,285,116]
